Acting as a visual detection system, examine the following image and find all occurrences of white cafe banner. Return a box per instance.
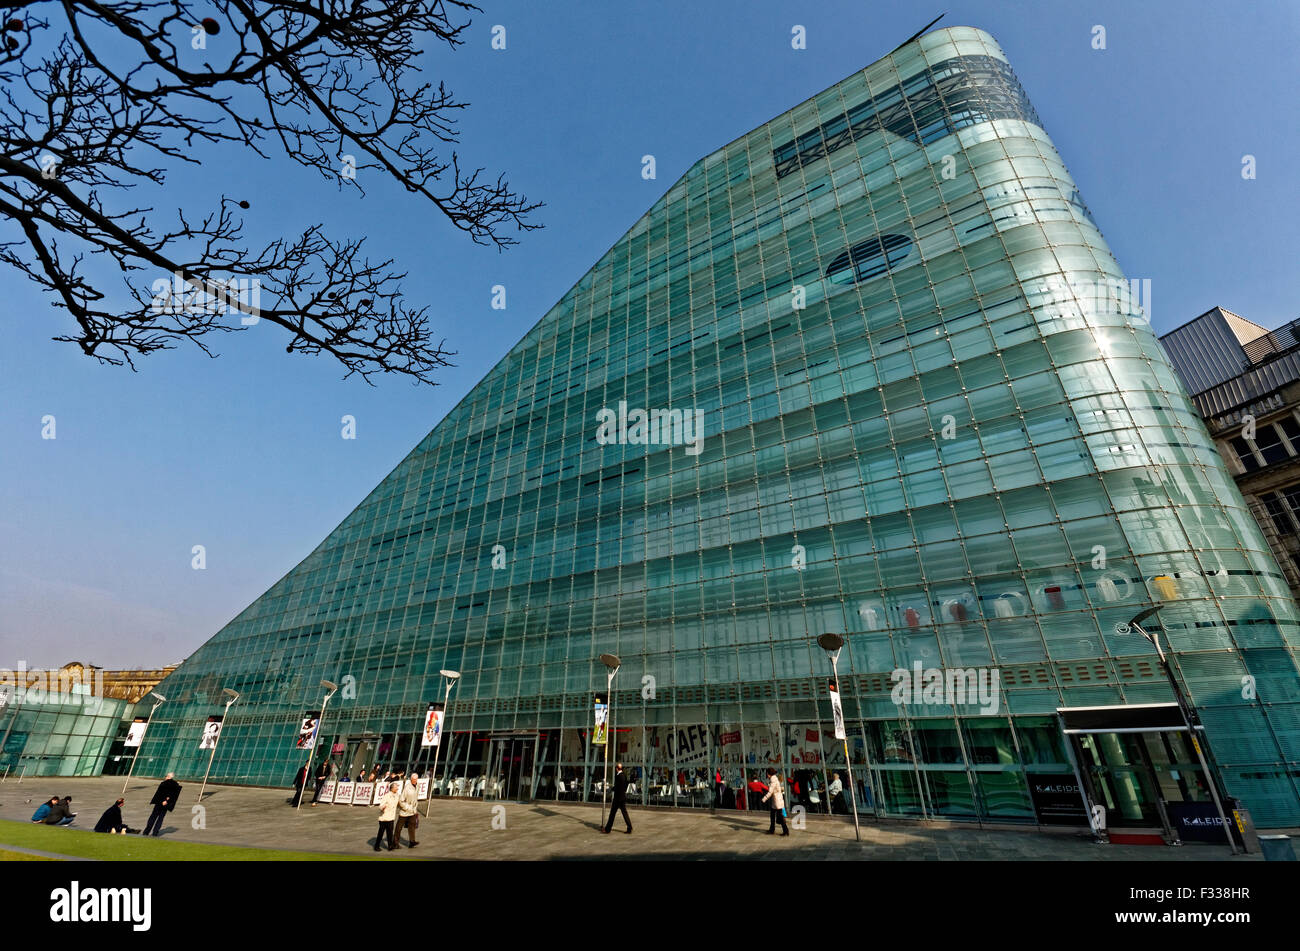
[319,779,336,804]
[352,781,374,805]
[333,781,355,805]
[417,777,430,800]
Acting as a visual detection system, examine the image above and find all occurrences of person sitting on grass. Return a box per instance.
[94,798,128,834]
[30,797,58,822]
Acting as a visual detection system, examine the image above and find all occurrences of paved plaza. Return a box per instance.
[0,776,1263,860]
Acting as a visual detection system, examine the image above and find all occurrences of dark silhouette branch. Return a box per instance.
[0,0,542,383]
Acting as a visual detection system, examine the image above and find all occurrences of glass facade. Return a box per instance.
[0,689,136,778]
[134,27,1300,825]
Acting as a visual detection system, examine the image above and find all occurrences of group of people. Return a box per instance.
[372,771,421,851]
[29,796,77,827]
[27,773,183,837]
[291,760,415,808]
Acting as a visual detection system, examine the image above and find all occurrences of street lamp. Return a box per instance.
[598,653,621,830]
[122,692,167,796]
[198,688,240,803]
[1116,607,1238,854]
[296,680,338,812]
[424,669,461,818]
[817,633,861,842]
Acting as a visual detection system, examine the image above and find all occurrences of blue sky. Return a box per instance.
[2,0,1297,669]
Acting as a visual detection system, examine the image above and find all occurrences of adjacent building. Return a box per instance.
[1162,307,1300,601]
[117,27,1300,826]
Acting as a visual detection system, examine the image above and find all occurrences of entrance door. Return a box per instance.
[345,736,378,780]
[1075,732,1173,836]
[486,736,537,802]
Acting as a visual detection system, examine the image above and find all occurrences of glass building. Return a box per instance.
[134,27,1300,827]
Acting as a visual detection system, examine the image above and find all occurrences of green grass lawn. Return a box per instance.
[0,820,400,861]
[0,847,56,861]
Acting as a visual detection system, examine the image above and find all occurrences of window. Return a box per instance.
[825,233,913,285]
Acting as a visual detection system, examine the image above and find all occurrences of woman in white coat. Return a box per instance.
[761,767,789,836]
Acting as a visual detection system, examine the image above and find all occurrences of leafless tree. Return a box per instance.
[0,0,541,383]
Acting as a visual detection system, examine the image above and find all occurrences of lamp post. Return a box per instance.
[122,692,167,796]
[817,633,861,842]
[297,680,338,812]
[198,688,240,803]
[1116,607,1238,854]
[598,653,621,830]
[424,669,461,818]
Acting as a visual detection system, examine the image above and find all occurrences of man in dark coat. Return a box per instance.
[601,762,633,834]
[291,764,308,806]
[144,773,182,836]
[95,798,127,833]
[311,760,331,805]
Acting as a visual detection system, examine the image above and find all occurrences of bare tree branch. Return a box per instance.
[0,1,542,383]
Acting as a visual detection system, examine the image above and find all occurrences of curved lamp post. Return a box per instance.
[424,669,461,817]
[198,688,240,803]
[122,692,167,796]
[297,680,338,812]
[1115,607,1238,853]
[598,653,621,829]
[817,633,861,842]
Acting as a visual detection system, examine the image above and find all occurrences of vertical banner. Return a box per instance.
[124,718,149,748]
[199,715,224,750]
[593,696,608,746]
[296,711,321,749]
[829,680,846,740]
[420,704,444,747]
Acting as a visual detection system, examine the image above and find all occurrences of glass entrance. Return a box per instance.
[486,735,537,802]
[1076,732,1170,826]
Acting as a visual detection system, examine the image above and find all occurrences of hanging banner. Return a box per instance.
[124,718,149,748]
[199,715,224,750]
[829,680,846,740]
[320,779,337,804]
[421,704,444,748]
[593,697,608,746]
[334,781,355,805]
[296,711,321,749]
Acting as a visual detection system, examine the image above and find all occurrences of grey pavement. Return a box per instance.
[0,775,1259,860]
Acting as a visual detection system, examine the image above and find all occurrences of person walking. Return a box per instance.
[291,764,308,807]
[601,762,633,834]
[374,781,400,852]
[311,760,331,806]
[394,772,420,848]
[95,798,127,834]
[761,767,789,836]
[144,773,182,836]
[828,772,846,815]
